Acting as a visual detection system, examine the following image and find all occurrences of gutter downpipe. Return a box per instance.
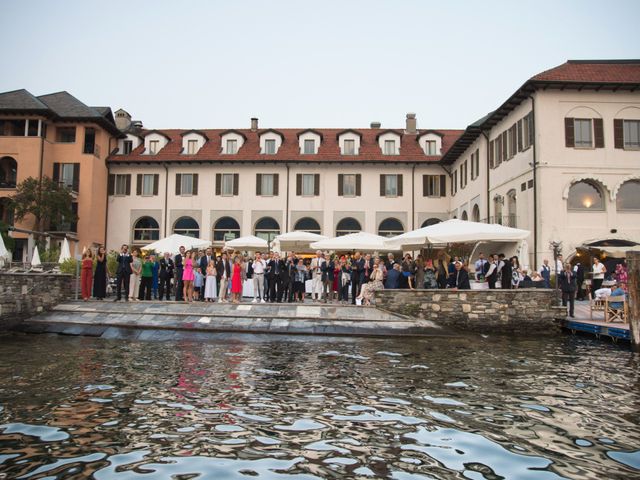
[481,130,490,222]
[104,136,116,247]
[530,94,538,270]
[285,164,290,232]
[163,163,169,237]
[411,163,416,230]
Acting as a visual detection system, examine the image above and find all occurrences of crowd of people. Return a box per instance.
[77,245,630,312]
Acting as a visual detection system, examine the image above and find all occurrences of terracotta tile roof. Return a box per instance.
[531,60,640,83]
[108,128,463,164]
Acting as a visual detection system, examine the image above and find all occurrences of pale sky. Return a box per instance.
[1,0,639,130]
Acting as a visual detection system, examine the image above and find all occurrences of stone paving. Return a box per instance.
[18,299,451,339]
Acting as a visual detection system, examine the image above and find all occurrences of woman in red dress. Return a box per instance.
[231,255,243,304]
[81,248,94,301]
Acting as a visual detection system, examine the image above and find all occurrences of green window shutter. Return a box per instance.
[136,174,142,195]
[397,174,403,196]
[338,174,344,196]
[355,174,361,196]
[440,175,446,197]
[192,174,198,195]
[594,118,604,148]
[175,174,182,195]
[564,117,574,147]
[215,174,221,195]
[108,174,115,195]
[296,174,302,196]
[380,175,385,196]
[256,173,262,195]
[233,174,239,195]
[153,174,159,195]
[273,174,279,196]
[614,119,624,149]
[314,174,320,195]
[125,174,131,196]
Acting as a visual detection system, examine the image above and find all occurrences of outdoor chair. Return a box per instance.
[590,298,606,320]
[604,296,628,324]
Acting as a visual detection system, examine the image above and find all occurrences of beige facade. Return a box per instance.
[445,61,640,268]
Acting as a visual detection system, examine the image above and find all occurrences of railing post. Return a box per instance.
[627,251,640,352]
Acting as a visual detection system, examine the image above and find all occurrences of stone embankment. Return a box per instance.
[375,288,559,334]
[0,273,73,329]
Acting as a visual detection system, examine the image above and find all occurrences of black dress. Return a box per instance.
[93,255,108,299]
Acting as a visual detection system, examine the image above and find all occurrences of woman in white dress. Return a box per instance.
[204,260,218,302]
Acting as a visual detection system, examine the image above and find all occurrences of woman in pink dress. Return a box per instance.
[231,256,243,304]
[182,250,195,303]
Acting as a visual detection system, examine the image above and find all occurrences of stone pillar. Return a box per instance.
[627,252,640,352]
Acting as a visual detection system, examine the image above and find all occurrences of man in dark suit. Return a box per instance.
[174,246,185,301]
[351,252,363,304]
[114,244,132,301]
[559,262,577,318]
[267,252,285,302]
[158,252,174,300]
[484,255,498,289]
[283,253,297,302]
[448,261,470,290]
[499,253,512,289]
[216,252,232,302]
[199,247,213,302]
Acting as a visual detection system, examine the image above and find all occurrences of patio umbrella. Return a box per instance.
[310,232,394,253]
[142,233,210,255]
[385,219,530,250]
[272,231,328,253]
[31,246,42,267]
[224,235,268,251]
[58,238,71,263]
[0,232,9,260]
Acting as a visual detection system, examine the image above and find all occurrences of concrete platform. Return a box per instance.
[16,299,453,339]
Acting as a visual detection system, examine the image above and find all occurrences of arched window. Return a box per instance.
[213,216,240,241]
[461,210,468,221]
[567,180,605,211]
[472,204,480,222]
[506,189,517,227]
[421,218,441,228]
[0,156,17,188]
[254,217,280,242]
[494,195,504,224]
[173,216,200,237]
[616,180,640,211]
[133,216,160,242]
[336,217,361,236]
[378,218,404,237]
[294,217,321,233]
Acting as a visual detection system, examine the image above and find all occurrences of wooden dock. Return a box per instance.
[558,301,630,342]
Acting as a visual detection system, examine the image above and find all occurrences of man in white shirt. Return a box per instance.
[310,250,326,301]
[252,252,266,303]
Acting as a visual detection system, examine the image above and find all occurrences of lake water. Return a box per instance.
[0,331,638,479]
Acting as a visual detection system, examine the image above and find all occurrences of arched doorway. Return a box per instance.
[213,216,240,241]
[254,217,280,242]
[133,216,160,243]
[378,218,404,237]
[461,210,468,221]
[506,189,517,227]
[472,204,480,222]
[421,218,441,228]
[173,216,200,237]
[336,217,361,236]
[0,157,17,188]
[294,217,321,234]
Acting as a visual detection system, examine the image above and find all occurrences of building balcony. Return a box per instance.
[483,215,518,228]
[83,143,100,157]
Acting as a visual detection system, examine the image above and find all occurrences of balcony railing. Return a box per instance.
[482,215,518,228]
[83,143,100,157]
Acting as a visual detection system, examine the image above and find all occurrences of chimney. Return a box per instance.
[370,121,381,129]
[114,108,132,131]
[251,117,259,131]
[405,113,417,134]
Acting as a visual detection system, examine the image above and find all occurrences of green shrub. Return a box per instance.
[60,258,78,275]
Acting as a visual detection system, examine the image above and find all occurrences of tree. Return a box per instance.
[8,176,77,245]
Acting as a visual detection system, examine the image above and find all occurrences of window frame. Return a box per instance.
[343,139,356,155]
[187,139,198,155]
[567,180,605,211]
[221,173,235,196]
[573,118,593,149]
[301,173,315,196]
[384,139,396,155]
[114,174,129,196]
[148,140,159,154]
[342,174,357,197]
[425,140,437,155]
[260,173,275,196]
[264,139,276,154]
[623,120,640,150]
[141,174,155,196]
[226,139,238,154]
[303,139,315,154]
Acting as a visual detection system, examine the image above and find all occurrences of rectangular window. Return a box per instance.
[521,182,527,192]
[56,127,76,143]
[574,119,593,148]
[425,140,437,155]
[461,160,468,188]
[424,175,441,197]
[343,174,356,196]
[222,173,235,196]
[453,170,458,195]
[623,120,640,149]
[226,139,237,154]
[264,139,276,154]
[60,164,75,189]
[187,139,198,154]
[528,179,534,189]
[83,127,96,154]
[509,124,517,158]
[27,119,39,137]
[123,140,133,154]
[522,113,532,150]
[261,173,274,196]
[148,140,159,154]
[304,139,315,154]
[384,174,398,196]
[302,173,315,195]
[180,173,194,195]
[384,140,395,155]
[114,174,129,196]
[142,174,155,196]
[343,139,355,155]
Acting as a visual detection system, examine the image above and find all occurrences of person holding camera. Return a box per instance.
[114,244,132,302]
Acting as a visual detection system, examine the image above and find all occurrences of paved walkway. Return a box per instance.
[18,300,452,339]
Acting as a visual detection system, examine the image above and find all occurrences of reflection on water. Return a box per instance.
[0,332,638,479]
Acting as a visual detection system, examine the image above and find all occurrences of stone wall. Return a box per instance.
[0,273,73,329]
[375,288,559,334]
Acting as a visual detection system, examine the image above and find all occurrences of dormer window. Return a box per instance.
[143,131,169,155]
[149,140,159,154]
[123,140,133,154]
[265,139,276,154]
[417,131,443,156]
[187,140,197,155]
[344,140,355,155]
[384,140,396,155]
[425,140,437,155]
[227,139,237,154]
[304,139,315,154]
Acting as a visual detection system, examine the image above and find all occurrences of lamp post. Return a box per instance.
[550,240,562,305]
